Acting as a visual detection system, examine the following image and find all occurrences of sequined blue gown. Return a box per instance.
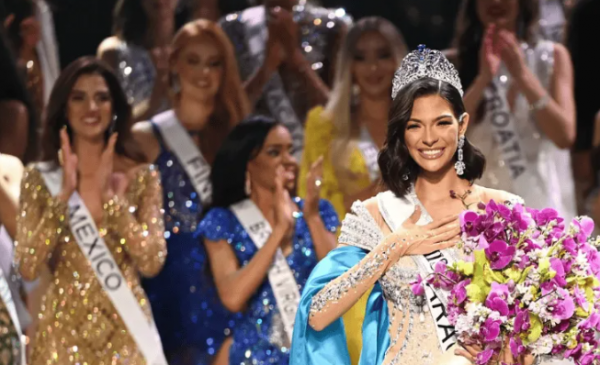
[141,122,233,365]
[197,199,339,365]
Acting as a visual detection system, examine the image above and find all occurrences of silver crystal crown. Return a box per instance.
[391,44,463,99]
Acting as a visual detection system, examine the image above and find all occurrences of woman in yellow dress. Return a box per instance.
[14,57,167,364]
[299,17,407,221]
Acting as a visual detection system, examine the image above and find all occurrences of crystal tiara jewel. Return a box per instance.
[391,44,463,99]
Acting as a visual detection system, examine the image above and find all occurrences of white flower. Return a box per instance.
[529,335,554,355]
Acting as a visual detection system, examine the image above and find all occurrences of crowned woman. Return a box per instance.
[289,46,571,365]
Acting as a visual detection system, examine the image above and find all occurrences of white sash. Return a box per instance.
[0,268,25,365]
[35,163,167,365]
[230,199,301,344]
[377,190,458,351]
[241,7,304,159]
[357,127,380,183]
[483,74,542,206]
[153,110,212,204]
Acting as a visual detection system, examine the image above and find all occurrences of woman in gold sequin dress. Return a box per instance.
[14,57,167,365]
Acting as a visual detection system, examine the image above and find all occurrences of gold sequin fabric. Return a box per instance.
[14,164,166,365]
[0,299,20,365]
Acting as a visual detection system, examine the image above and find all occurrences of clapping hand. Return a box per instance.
[303,156,323,219]
[58,127,78,202]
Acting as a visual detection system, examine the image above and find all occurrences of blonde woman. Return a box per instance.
[299,17,407,221]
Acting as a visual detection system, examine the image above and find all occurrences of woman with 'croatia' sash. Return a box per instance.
[14,57,167,365]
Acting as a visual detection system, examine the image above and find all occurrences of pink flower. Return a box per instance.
[481,317,502,342]
[476,348,495,365]
[411,275,425,297]
[485,240,516,270]
[509,337,526,357]
[514,308,530,333]
[551,289,575,321]
[450,279,470,306]
[460,210,479,236]
[485,283,510,316]
[428,262,458,291]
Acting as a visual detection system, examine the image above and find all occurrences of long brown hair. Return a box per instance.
[453,0,539,96]
[41,56,145,164]
[325,17,407,175]
[170,19,250,162]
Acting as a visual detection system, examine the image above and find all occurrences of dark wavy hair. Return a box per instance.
[210,116,280,209]
[0,29,39,163]
[378,77,486,198]
[453,0,539,97]
[41,57,145,164]
[113,0,191,46]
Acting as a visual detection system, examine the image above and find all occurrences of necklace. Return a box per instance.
[450,188,473,209]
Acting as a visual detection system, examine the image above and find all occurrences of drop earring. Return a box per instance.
[402,171,410,181]
[454,135,466,176]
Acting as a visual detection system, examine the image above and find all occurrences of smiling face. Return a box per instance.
[404,94,469,175]
[351,30,397,99]
[66,73,113,142]
[173,35,224,102]
[476,0,519,30]
[247,125,297,192]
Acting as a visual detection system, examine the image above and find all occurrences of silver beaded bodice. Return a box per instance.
[329,201,445,364]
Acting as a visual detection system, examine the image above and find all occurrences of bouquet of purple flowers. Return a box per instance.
[415,200,600,365]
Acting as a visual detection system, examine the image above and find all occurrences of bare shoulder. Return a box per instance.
[0,154,24,184]
[97,36,124,69]
[97,36,123,56]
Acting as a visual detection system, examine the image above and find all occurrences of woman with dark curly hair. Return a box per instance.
[288,46,550,365]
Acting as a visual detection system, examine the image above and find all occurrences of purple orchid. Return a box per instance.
[476,348,496,365]
[509,336,526,357]
[514,308,530,333]
[411,275,425,297]
[485,240,516,270]
[485,283,510,316]
[460,210,480,236]
[450,279,470,306]
[481,317,502,342]
[428,262,459,291]
[551,289,575,321]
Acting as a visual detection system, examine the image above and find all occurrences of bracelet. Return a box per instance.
[529,94,550,111]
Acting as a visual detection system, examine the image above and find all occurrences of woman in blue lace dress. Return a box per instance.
[131,20,250,365]
[197,116,339,365]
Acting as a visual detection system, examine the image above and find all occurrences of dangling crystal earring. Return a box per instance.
[454,135,466,176]
[245,172,252,195]
[402,171,410,181]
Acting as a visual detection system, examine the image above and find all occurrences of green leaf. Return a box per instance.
[466,283,487,303]
[525,314,542,344]
[503,267,523,283]
[456,261,474,277]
